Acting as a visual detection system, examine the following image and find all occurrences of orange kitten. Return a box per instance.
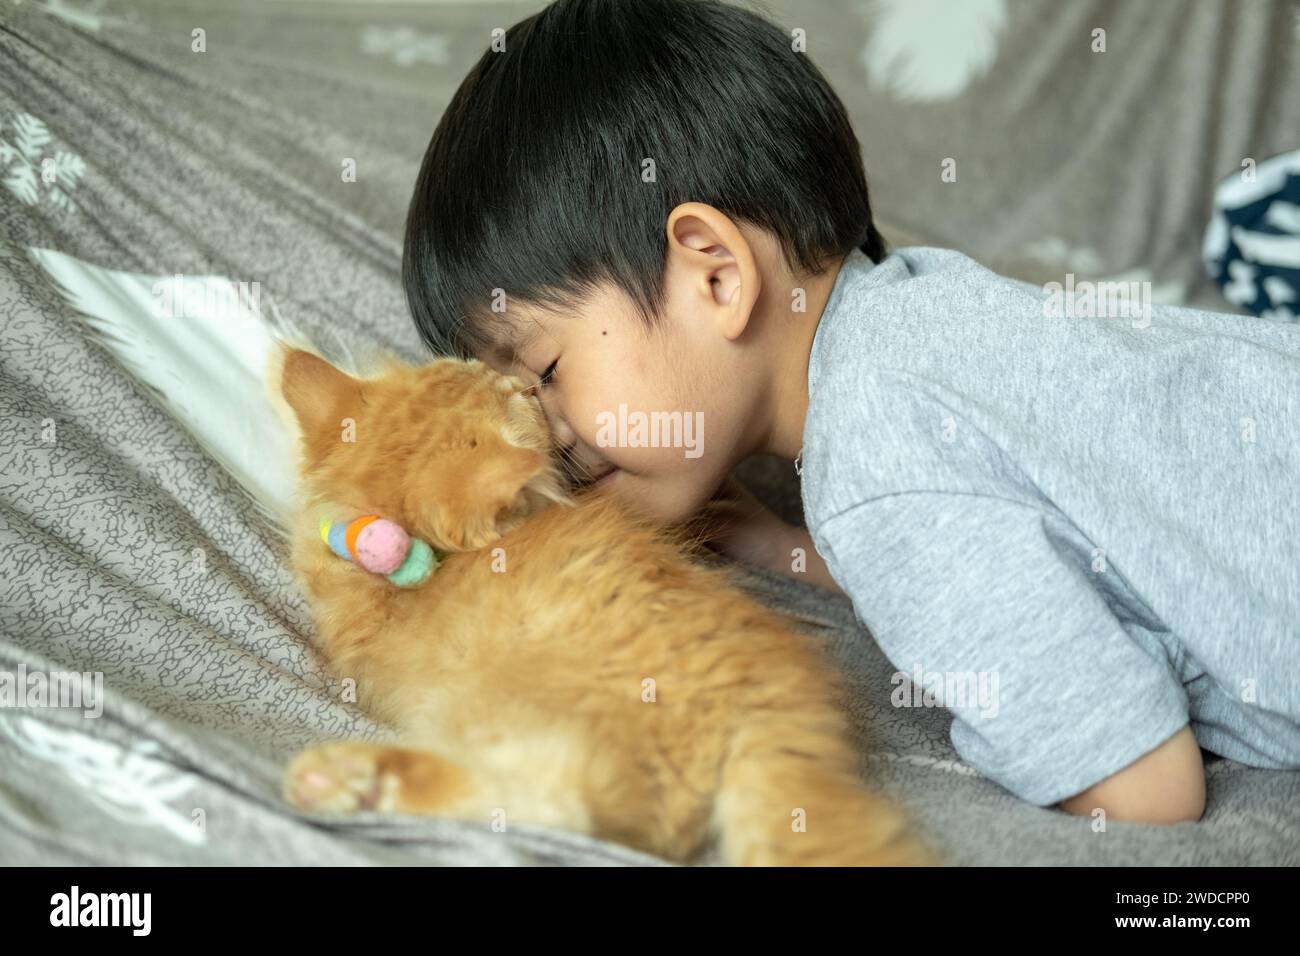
[271,346,935,866]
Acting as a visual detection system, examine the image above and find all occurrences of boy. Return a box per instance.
[401,0,1300,823]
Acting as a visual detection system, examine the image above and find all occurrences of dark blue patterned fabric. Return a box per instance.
[1204,149,1300,322]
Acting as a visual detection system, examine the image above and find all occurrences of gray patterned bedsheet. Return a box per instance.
[2,0,1297,865]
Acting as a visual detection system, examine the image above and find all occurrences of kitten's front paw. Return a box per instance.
[283,743,391,814]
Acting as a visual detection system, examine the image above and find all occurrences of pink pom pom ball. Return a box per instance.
[353,519,411,575]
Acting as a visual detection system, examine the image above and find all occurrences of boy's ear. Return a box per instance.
[268,344,364,440]
[665,201,761,342]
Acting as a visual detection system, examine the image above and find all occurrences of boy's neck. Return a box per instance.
[755,251,849,463]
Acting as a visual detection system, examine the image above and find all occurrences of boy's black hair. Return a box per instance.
[403,0,887,361]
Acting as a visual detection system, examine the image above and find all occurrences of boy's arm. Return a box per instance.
[812,491,1199,819]
[1056,724,1205,824]
[704,479,1208,823]
[696,476,845,593]
[787,525,845,594]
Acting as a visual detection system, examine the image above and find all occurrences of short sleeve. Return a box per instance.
[812,491,1191,807]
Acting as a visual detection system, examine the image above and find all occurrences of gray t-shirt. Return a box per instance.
[800,245,1300,806]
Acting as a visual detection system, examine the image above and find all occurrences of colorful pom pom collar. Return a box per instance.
[319,513,447,588]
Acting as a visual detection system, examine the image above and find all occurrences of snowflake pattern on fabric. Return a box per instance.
[360,25,450,67]
[0,715,207,846]
[22,0,131,33]
[859,0,1007,103]
[1019,236,1188,305]
[0,111,86,212]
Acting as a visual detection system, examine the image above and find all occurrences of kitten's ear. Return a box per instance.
[269,345,363,440]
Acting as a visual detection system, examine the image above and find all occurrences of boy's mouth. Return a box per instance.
[591,467,619,487]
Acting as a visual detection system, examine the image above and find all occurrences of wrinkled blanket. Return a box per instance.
[2,0,1297,865]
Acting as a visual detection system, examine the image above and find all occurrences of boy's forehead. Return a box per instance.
[483,310,547,364]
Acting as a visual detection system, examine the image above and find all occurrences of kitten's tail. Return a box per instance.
[713,719,936,866]
[28,247,359,536]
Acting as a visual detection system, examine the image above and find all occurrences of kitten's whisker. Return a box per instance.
[553,445,603,488]
[502,392,602,488]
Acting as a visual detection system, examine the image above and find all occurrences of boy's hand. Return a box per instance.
[695,476,844,594]
[696,475,793,568]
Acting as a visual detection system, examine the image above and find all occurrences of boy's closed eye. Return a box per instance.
[538,359,558,386]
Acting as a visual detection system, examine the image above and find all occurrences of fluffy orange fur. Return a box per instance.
[272,346,935,866]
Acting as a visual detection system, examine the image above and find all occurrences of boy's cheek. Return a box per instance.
[595,440,715,480]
